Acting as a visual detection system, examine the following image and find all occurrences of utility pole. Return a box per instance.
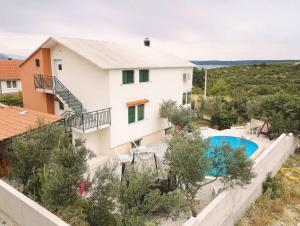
[204,69,207,98]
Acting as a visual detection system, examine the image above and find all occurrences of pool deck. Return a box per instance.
[146,126,273,162]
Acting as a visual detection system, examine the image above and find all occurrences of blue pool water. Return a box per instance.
[209,136,258,158]
[205,136,258,176]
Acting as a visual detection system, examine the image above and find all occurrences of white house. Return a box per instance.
[20,37,194,164]
[0,60,22,95]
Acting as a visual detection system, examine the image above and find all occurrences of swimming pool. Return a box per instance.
[209,136,259,158]
[205,136,258,176]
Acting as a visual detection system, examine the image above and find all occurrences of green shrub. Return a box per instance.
[263,173,284,199]
[211,110,237,130]
[57,199,90,226]
[0,92,23,106]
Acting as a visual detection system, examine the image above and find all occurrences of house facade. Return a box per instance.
[0,60,22,95]
[20,37,194,159]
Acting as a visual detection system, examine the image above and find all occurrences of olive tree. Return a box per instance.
[9,121,94,211]
[9,122,65,196]
[247,94,300,136]
[88,165,188,226]
[41,139,94,211]
[118,167,188,225]
[165,130,255,216]
[87,166,119,226]
[160,99,196,129]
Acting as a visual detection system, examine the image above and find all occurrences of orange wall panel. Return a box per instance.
[20,48,54,114]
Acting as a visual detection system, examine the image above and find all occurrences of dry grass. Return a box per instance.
[237,151,300,226]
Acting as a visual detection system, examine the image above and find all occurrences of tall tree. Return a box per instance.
[247,94,300,136]
[9,122,65,196]
[41,139,94,211]
[210,78,230,96]
[192,67,205,88]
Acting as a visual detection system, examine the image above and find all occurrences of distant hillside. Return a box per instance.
[205,63,300,97]
[0,52,24,60]
[0,53,8,59]
[192,60,300,66]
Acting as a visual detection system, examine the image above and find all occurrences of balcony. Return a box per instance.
[64,108,111,133]
[34,74,54,93]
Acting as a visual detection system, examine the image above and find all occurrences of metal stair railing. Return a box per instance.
[34,74,83,113]
[34,74,111,132]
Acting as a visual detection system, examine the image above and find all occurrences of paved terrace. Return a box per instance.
[88,127,273,175]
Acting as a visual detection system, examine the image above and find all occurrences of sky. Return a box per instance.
[0,0,300,60]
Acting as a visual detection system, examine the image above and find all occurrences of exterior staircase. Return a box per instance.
[34,74,111,133]
[34,74,85,114]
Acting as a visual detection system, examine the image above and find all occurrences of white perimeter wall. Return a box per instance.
[0,180,69,226]
[183,133,299,226]
[109,67,192,148]
[0,80,22,94]
[50,44,110,111]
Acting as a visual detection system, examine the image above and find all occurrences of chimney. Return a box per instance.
[144,38,150,47]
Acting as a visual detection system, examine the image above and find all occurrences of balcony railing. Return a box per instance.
[63,108,111,133]
[34,74,53,90]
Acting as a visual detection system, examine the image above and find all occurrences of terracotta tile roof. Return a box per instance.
[0,104,63,141]
[126,99,149,107]
[0,60,22,80]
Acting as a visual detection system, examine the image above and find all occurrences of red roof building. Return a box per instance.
[0,103,62,141]
[0,60,22,80]
[0,60,23,95]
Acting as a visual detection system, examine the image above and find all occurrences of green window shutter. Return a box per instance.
[128,106,136,123]
[182,93,186,105]
[139,70,149,82]
[187,92,191,104]
[138,104,144,121]
[123,70,134,84]
[122,71,126,84]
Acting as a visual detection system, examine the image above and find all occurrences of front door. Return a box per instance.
[53,59,62,79]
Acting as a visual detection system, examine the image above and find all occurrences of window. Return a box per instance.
[58,64,62,70]
[128,104,145,124]
[139,70,149,82]
[187,91,191,104]
[6,81,11,88]
[182,91,192,105]
[137,104,144,121]
[12,81,17,88]
[122,70,134,84]
[128,106,136,124]
[182,93,186,105]
[59,101,64,110]
[35,59,40,67]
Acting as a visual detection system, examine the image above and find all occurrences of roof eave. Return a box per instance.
[19,37,53,67]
